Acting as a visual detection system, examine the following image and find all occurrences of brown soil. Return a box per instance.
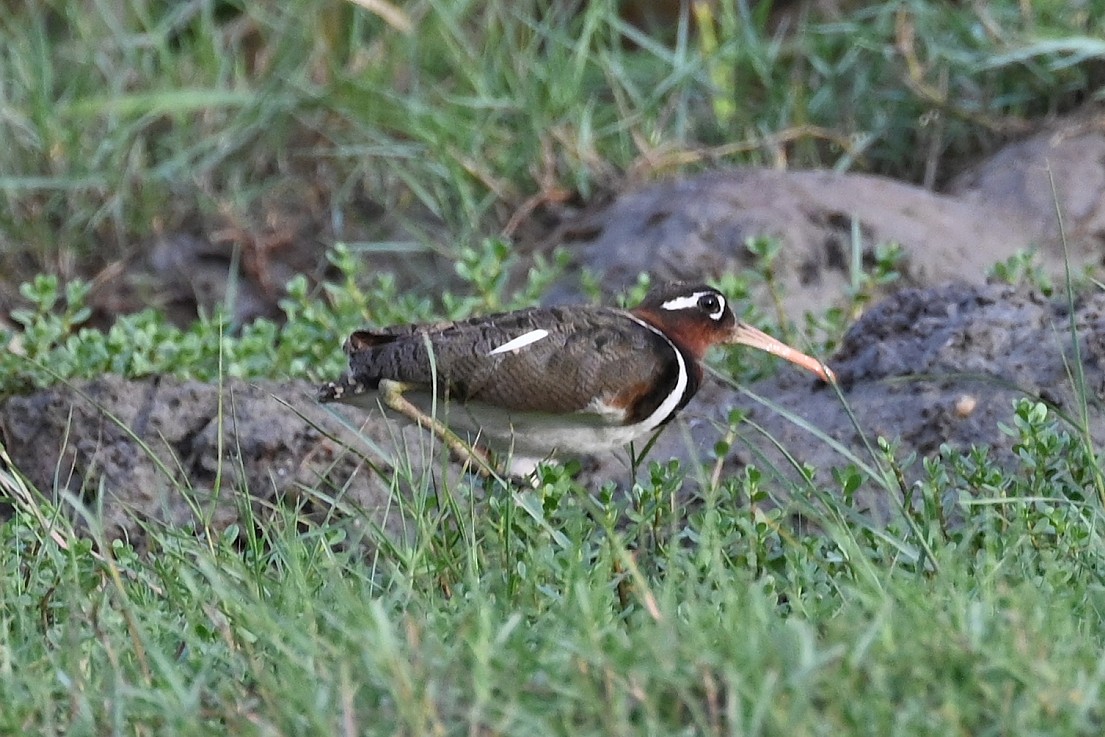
[0,376,477,546]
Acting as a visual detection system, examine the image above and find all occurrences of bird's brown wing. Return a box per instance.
[339,307,678,417]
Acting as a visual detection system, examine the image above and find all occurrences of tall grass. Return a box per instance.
[4,412,1105,735]
[1,0,1102,279]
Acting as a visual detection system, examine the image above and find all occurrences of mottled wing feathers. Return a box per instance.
[329,306,682,418]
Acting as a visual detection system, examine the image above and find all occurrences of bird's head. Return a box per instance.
[632,282,834,383]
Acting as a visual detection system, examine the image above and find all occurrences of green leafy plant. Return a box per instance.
[0,239,569,396]
[988,249,1055,294]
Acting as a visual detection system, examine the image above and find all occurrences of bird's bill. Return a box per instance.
[729,323,835,383]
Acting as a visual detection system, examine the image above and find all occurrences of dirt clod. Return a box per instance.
[0,377,432,547]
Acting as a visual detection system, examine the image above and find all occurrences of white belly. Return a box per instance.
[447,402,652,455]
[341,390,658,474]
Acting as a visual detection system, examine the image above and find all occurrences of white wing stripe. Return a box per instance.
[488,328,550,356]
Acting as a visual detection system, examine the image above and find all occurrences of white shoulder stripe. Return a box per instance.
[623,314,688,429]
[488,328,549,356]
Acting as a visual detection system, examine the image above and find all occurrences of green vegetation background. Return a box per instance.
[2,1,1105,734]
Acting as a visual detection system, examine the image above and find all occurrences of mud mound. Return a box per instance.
[544,113,1105,316]
[947,115,1105,251]
[546,166,1104,317]
[550,170,1018,309]
[0,378,447,546]
[4,283,1103,540]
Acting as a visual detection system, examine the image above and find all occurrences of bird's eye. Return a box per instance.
[698,293,724,318]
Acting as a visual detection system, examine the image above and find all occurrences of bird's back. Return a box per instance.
[325,304,686,420]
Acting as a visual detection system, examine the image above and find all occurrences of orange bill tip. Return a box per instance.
[729,323,835,384]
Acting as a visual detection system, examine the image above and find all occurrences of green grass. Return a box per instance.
[4,245,1105,733]
[5,251,1105,734]
[4,0,1105,734]
[1,0,1103,278]
[4,407,1105,735]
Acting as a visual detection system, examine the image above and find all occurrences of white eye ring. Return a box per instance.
[660,291,727,320]
[697,294,725,320]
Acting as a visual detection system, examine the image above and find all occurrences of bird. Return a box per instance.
[318,282,834,477]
